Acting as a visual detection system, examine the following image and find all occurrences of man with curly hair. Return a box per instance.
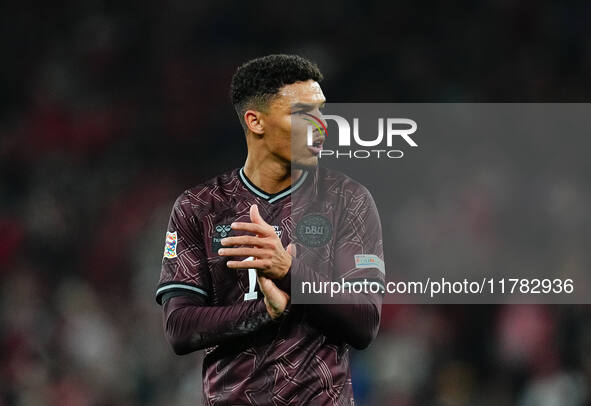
[156,54,384,405]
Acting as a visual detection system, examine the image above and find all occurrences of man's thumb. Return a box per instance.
[250,204,267,226]
[257,273,276,294]
[286,243,297,257]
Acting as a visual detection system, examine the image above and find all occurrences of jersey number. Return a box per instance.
[243,256,258,301]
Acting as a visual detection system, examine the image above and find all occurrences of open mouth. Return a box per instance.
[307,139,324,155]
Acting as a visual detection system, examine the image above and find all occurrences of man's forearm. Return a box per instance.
[281,258,382,350]
[305,301,380,350]
[163,295,275,355]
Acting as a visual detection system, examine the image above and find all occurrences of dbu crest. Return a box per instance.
[295,214,332,247]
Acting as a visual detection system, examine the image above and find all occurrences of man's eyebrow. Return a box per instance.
[291,101,327,110]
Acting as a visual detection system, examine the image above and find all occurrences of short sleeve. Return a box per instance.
[155,192,212,305]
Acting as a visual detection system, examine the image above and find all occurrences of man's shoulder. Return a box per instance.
[173,167,241,215]
[184,167,240,196]
[318,166,373,199]
[316,167,381,225]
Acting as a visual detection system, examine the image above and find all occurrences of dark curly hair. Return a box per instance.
[230,54,323,131]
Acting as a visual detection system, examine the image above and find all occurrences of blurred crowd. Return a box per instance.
[1,1,591,405]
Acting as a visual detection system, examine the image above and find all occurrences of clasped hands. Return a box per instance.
[218,204,295,319]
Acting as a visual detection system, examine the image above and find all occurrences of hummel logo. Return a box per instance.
[215,224,232,238]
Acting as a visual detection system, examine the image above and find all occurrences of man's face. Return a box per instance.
[259,80,326,168]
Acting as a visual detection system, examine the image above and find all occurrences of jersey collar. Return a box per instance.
[238,167,309,203]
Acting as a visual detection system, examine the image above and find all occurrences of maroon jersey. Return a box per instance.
[156,166,384,405]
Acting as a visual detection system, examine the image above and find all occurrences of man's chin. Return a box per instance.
[292,156,319,169]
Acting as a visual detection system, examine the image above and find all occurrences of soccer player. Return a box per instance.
[156,54,385,405]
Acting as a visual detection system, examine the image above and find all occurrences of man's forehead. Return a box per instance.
[276,80,325,106]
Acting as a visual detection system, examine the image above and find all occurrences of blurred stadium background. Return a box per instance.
[1,1,591,405]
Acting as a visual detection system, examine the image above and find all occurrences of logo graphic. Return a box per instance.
[163,231,178,258]
[273,225,283,238]
[215,224,232,237]
[212,224,232,252]
[303,112,328,146]
[354,254,385,274]
[303,112,418,159]
[295,214,332,247]
[212,224,282,253]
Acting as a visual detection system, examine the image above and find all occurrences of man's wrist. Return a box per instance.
[266,297,291,321]
[255,298,277,321]
[276,266,292,294]
[263,296,289,320]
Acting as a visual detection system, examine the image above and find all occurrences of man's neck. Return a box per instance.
[243,156,302,195]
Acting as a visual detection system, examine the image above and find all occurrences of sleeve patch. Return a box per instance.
[163,231,178,258]
[354,254,385,274]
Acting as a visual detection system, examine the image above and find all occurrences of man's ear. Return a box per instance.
[244,110,265,135]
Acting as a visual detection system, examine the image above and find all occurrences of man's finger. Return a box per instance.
[218,247,269,258]
[250,204,270,227]
[257,274,286,300]
[221,235,271,247]
[227,259,271,269]
[230,221,272,237]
